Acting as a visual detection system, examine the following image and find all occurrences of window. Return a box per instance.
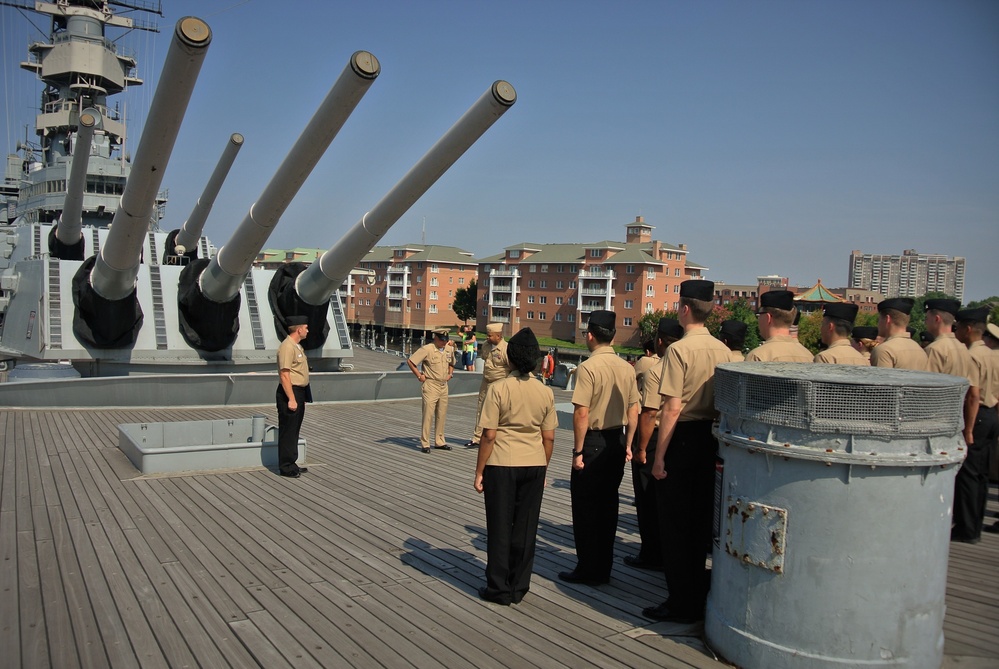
[539,296,547,304]
[528,280,536,288]
[568,297,577,306]
[646,267,655,279]
[675,268,681,276]
[570,265,578,274]
[555,297,563,305]
[645,303,653,313]
[449,290,453,297]
[416,302,422,310]
[482,307,488,316]
[540,280,547,288]
[674,285,680,293]
[458,277,464,285]
[366,299,371,306]
[627,265,635,274]
[646,285,655,296]
[568,313,576,322]
[556,280,564,289]
[541,264,548,273]
[527,311,535,319]
[430,291,438,300]
[557,265,565,273]
[429,304,438,313]
[555,313,562,321]
[509,250,520,258]
[417,276,422,283]
[376,300,381,306]
[623,317,632,326]
[539,312,546,320]
[418,262,424,269]
[431,263,439,273]
[449,276,453,284]
[528,295,535,304]
[625,282,635,291]
[589,249,602,258]
[673,301,680,310]
[568,281,576,289]
[375,287,380,294]
[529,264,537,272]
[624,299,634,309]
[431,277,438,286]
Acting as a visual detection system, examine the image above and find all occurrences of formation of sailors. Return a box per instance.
[467,282,998,620]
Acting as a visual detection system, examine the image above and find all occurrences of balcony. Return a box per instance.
[578,268,615,279]
[490,299,519,308]
[580,287,614,297]
[387,306,402,312]
[490,268,521,278]
[489,314,511,323]
[387,266,411,275]
[387,287,409,299]
[490,283,517,294]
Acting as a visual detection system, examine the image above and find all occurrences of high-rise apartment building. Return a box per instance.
[476,216,706,347]
[848,249,966,302]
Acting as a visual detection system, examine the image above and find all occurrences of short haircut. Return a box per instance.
[761,306,796,327]
[824,316,853,338]
[881,309,910,327]
[960,321,986,336]
[587,323,615,344]
[680,296,714,323]
[927,309,955,327]
[642,339,655,354]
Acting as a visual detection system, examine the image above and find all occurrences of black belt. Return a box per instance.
[587,426,624,434]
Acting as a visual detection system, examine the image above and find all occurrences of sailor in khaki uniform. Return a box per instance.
[408,328,455,453]
[474,328,556,605]
[633,338,661,392]
[814,302,869,365]
[746,290,813,362]
[276,315,311,478]
[954,307,997,543]
[644,280,732,624]
[871,298,928,370]
[719,319,748,362]
[466,323,510,447]
[559,310,640,585]
[627,317,682,571]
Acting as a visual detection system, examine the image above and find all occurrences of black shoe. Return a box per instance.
[641,602,701,624]
[278,469,301,478]
[478,586,510,605]
[421,447,431,454]
[434,444,452,450]
[464,440,479,447]
[951,534,981,544]
[297,467,308,474]
[623,555,663,570]
[557,571,608,586]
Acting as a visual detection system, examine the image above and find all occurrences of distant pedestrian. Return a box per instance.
[408,328,456,453]
[746,290,812,362]
[276,315,311,478]
[814,303,868,365]
[462,326,477,371]
[474,327,556,605]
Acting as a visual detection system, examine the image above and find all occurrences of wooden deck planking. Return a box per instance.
[1,363,997,669]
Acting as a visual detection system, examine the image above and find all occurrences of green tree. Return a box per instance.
[637,309,676,343]
[967,296,999,325]
[727,297,761,352]
[451,279,477,324]
[796,310,824,354]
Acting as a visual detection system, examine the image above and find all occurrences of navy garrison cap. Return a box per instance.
[823,302,858,322]
[720,319,748,344]
[957,307,989,323]
[657,318,683,340]
[508,327,540,353]
[852,326,879,340]
[287,316,309,327]
[679,279,714,301]
[919,330,935,344]
[924,299,960,316]
[588,310,615,331]
[759,290,795,311]
[878,297,914,315]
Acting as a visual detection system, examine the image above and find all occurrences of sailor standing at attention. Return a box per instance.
[814,303,869,365]
[746,290,813,362]
[466,323,510,448]
[871,298,928,370]
[408,328,456,454]
[276,315,311,478]
[718,319,748,362]
[559,310,639,586]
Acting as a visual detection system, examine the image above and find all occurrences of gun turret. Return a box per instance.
[72,17,212,349]
[166,132,244,264]
[177,51,379,352]
[50,109,100,260]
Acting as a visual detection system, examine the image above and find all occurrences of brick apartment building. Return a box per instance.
[476,217,707,347]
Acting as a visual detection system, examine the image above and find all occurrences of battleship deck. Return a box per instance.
[2,350,998,668]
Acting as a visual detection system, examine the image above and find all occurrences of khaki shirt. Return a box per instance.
[481,338,510,384]
[871,334,928,371]
[926,333,978,387]
[969,340,998,408]
[479,374,557,467]
[640,355,665,428]
[409,342,455,382]
[572,346,640,430]
[634,353,660,391]
[658,328,732,422]
[814,339,870,366]
[277,337,309,386]
[746,334,814,363]
[728,350,745,362]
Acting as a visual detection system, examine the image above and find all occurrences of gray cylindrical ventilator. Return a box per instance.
[57,109,99,245]
[706,363,967,669]
[175,132,244,252]
[199,50,380,304]
[90,16,212,300]
[295,80,517,306]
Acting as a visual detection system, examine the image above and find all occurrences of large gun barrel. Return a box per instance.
[295,80,517,306]
[199,51,380,304]
[90,17,212,301]
[52,108,99,258]
[172,132,244,256]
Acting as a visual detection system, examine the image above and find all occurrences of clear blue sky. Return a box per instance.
[3,0,997,300]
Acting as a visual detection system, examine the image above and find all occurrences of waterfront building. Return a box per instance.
[848,249,966,302]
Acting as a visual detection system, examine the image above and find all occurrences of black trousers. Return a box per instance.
[482,465,547,604]
[953,405,998,541]
[570,427,626,580]
[276,385,307,474]
[655,420,717,616]
[631,428,662,565]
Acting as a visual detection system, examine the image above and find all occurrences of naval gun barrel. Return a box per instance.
[296,80,517,305]
[52,109,99,257]
[89,17,212,301]
[172,132,244,257]
[199,51,380,304]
